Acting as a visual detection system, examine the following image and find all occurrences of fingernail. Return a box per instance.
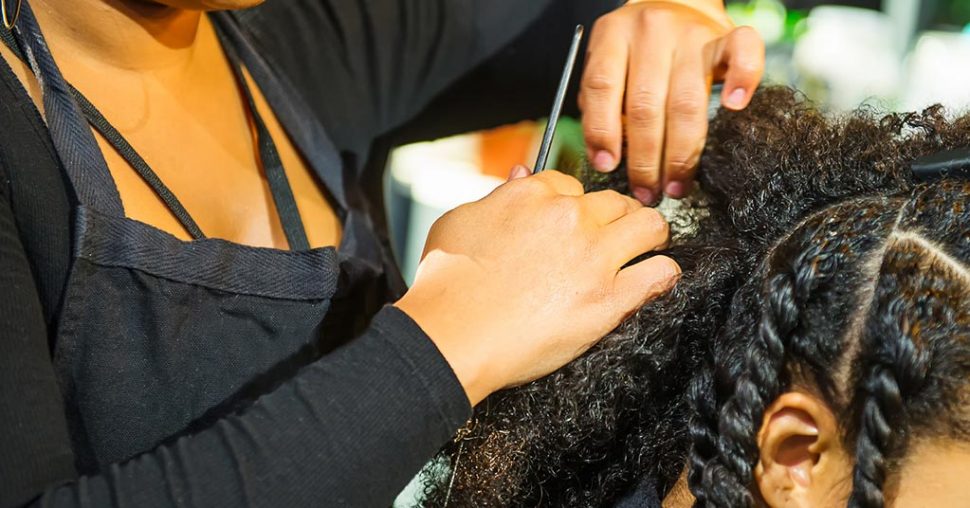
[725,87,746,109]
[632,186,656,205]
[665,181,687,199]
[592,150,617,172]
[508,164,529,180]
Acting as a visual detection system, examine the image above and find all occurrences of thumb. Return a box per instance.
[612,255,681,312]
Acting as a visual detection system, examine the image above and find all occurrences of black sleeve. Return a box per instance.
[235,0,620,151]
[391,0,623,145]
[0,171,471,507]
[0,164,76,508]
[33,306,469,508]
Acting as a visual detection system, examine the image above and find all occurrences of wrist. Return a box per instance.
[394,294,496,406]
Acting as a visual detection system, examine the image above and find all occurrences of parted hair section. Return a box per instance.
[421,87,970,508]
[691,187,970,508]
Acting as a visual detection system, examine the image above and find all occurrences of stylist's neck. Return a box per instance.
[30,0,202,71]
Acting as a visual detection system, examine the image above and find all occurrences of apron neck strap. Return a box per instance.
[3,5,319,248]
[211,13,350,212]
[10,1,125,216]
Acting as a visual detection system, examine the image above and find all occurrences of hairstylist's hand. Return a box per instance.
[395,167,679,405]
[581,0,765,204]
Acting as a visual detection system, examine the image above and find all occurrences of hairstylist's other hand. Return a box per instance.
[395,167,679,406]
[580,0,765,204]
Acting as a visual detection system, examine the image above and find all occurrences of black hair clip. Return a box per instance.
[910,147,970,182]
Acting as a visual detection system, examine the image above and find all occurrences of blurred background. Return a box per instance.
[392,2,969,504]
[386,0,970,286]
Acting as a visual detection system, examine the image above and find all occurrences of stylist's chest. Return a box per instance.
[95,66,343,250]
[6,41,343,250]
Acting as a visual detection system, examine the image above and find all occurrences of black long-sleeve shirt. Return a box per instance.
[0,1,619,507]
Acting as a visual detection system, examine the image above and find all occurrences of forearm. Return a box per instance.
[33,307,469,508]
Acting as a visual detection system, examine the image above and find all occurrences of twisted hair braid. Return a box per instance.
[686,365,717,507]
[701,233,838,507]
[847,226,964,507]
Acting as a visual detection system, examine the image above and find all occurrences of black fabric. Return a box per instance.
[13,0,374,479]
[0,1,623,507]
[9,1,123,216]
[43,305,470,508]
[73,208,338,300]
[58,205,342,469]
[219,31,310,250]
[614,476,663,508]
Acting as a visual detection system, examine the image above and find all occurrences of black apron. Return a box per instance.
[5,2,399,472]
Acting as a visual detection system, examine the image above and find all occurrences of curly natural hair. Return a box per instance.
[421,86,970,508]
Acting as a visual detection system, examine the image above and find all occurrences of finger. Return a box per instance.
[707,26,765,110]
[613,254,681,311]
[625,22,675,205]
[599,207,670,267]
[507,164,530,181]
[579,16,629,173]
[583,189,642,225]
[662,42,710,198]
[533,169,585,196]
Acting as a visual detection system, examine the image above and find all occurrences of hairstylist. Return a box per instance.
[0,0,764,506]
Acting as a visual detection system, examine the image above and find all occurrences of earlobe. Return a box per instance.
[754,391,843,508]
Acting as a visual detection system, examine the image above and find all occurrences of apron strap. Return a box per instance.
[221,40,309,251]
[74,91,207,239]
[211,14,350,213]
[10,1,125,216]
[3,4,314,248]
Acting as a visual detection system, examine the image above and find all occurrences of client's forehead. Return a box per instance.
[891,439,970,506]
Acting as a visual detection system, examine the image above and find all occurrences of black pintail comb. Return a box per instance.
[911,147,970,181]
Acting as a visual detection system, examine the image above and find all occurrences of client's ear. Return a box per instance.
[754,391,851,508]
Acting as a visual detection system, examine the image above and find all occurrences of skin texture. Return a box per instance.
[1,0,342,248]
[581,0,765,204]
[396,168,679,405]
[756,395,970,507]
[672,396,970,508]
[754,392,853,508]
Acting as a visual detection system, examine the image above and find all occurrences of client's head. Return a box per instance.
[690,182,970,508]
[422,87,970,507]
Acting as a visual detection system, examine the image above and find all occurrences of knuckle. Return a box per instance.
[666,151,699,175]
[555,172,585,193]
[733,25,760,42]
[641,208,670,236]
[509,176,546,195]
[626,158,660,180]
[626,92,664,127]
[582,72,619,97]
[667,91,708,119]
[583,123,615,142]
[553,196,584,225]
[733,59,763,77]
[637,7,671,27]
[536,170,583,192]
[653,255,682,281]
[592,15,615,32]
[600,189,625,202]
